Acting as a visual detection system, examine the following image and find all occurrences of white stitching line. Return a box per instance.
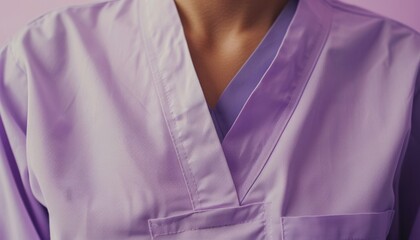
[281,211,395,240]
[151,204,267,237]
[239,1,333,204]
[137,0,200,210]
[153,0,201,209]
[160,72,202,209]
[161,0,207,210]
[261,203,270,240]
[281,217,286,240]
[152,218,265,237]
[147,219,156,240]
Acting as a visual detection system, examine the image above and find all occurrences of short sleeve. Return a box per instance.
[394,69,420,240]
[0,43,50,239]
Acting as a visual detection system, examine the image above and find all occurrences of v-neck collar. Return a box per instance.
[209,0,299,143]
[139,0,333,209]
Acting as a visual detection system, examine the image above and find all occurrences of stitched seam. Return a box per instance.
[240,1,334,204]
[153,14,202,211]
[230,0,304,203]
[262,207,267,239]
[155,0,201,210]
[151,216,262,227]
[147,220,155,240]
[262,204,272,240]
[160,74,202,209]
[151,206,265,227]
[137,0,200,210]
[158,0,209,210]
[137,0,196,210]
[152,218,265,237]
[281,217,286,240]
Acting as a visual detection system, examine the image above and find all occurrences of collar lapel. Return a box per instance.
[140,0,240,209]
[222,0,333,203]
[139,0,333,208]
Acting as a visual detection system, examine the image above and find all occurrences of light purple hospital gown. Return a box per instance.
[0,0,419,239]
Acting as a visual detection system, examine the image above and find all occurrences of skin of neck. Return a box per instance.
[174,0,289,43]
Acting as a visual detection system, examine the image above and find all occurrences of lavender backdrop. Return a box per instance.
[0,0,419,45]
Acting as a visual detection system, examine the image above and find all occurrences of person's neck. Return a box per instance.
[174,0,289,42]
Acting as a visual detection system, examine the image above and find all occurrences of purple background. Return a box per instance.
[0,0,419,45]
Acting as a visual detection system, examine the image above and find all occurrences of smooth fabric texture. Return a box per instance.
[0,0,419,239]
[208,0,298,143]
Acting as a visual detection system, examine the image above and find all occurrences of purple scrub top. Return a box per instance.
[0,0,419,239]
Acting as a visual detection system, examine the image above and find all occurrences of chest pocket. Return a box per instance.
[147,202,272,240]
[281,210,395,240]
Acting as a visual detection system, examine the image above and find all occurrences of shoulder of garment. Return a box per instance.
[4,0,420,60]
[324,0,420,36]
[323,0,420,91]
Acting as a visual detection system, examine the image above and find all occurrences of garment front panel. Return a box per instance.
[0,0,419,239]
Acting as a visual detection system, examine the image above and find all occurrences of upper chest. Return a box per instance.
[184,28,270,109]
